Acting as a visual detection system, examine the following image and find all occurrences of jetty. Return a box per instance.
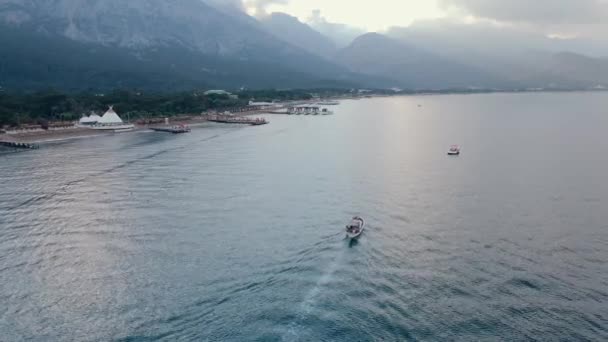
[287,106,333,115]
[150,125,191,134]
[207,114,268,126]
[0,141,39,150]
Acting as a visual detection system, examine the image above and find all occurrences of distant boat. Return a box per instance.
[346,216,365,239]
[448,145,461,156]
[321,108,333,115]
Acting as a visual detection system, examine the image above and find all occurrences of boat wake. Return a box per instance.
[281,240,348,341]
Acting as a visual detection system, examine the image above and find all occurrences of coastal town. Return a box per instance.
[0,89,348,148]
[0,105,270,147]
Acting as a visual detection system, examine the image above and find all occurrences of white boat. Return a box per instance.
[321,108,333,115]
[90,106,135,132]
[448,145,461,156]
[346,216,365,239]
[317,101,340,106]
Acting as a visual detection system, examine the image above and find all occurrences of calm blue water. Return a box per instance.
[1,92,608,341]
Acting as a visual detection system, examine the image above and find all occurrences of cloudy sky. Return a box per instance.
[261,0,444,31]
[253,0,608,39]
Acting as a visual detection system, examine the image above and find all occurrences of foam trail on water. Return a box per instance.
[282,243,346,341]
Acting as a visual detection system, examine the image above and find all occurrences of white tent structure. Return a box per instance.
[89,106,134,132]
[79,116,94,124]
[89,114,102,122]
[98,106,124,125]
[78,112,101,126]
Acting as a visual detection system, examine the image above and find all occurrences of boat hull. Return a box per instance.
[346,217,365,239]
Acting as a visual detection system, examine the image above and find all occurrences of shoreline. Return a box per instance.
[0,128,112,144]
[5,88,602,145]
[0,110,272,145]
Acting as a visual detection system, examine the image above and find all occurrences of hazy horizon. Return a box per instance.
[238,0,608,56]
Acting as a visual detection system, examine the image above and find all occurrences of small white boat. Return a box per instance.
[321,108,333,115]
[346,216,365,239]
[448,145,461,156]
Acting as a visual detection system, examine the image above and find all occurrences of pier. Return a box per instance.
[150,125,191,134]
[207,115,268,126]
[286,106,334,115]
[0,141,40,150]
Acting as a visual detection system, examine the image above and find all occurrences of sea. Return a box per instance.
[1,92,607,341]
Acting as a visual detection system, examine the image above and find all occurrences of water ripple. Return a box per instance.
[2,94,608,341]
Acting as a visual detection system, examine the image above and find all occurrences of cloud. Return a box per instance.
[307,9,365,47]
[244,0,288,17]
[440,0,608,24]
[204,0,287,17]
[388,17,608,59]
[204,0,246,12]
[439,0,608,39]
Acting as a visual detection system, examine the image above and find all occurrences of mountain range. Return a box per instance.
[0,0,607,91]
[0,0,372,90]
[259,12,337,60]
[386,23,608,89]
[335,33,516,90]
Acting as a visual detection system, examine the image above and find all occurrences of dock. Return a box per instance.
[0,141,40,149]
[286,106,334,116]
[150,125,191,134]
[207,115,268,126]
